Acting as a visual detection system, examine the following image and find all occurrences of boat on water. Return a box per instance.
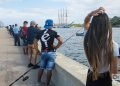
[76,29,87,36]
[76,32,84,36]
[57,8,74,28]
[57,24,71,28]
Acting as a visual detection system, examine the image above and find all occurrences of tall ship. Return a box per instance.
[56,9,73,28]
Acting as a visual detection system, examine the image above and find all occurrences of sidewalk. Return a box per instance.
[0,28,41,86]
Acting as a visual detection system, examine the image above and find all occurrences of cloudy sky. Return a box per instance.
[0,0,120,26]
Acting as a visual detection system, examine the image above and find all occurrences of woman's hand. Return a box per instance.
[89,7,105,17]
[84,7,105,30]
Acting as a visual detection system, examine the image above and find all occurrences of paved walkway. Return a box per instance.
[0,28,45,86]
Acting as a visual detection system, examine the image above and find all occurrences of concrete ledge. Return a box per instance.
[51,53,120,86]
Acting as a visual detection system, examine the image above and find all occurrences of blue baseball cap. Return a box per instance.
[44,19,53,29]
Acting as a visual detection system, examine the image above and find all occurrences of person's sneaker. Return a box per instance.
[33,64,40,69]
[28,63,34,68]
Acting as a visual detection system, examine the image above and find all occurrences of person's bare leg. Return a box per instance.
[28,46,34,67]
[35,49,40,64]
[34,51,38,64]
[46,70,52,86]
[23,47,25,54]
[26,47,28,55]
[38,69,44,82]
[28,46,32,63]
[30,47,33,63]
[24,46,26,54]
[24,46,28,55]
[31,48,37,65]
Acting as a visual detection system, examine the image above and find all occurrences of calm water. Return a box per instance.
[53,27,120,66]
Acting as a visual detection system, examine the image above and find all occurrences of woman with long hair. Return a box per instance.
[84,7,119,86]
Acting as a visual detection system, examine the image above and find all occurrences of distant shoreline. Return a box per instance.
[112,26,120,28]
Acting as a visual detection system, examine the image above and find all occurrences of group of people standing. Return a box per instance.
[6,7,119,86]
[7,19,63,86]
[7,24,21,46]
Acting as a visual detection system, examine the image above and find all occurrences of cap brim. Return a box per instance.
[44,25,53,29]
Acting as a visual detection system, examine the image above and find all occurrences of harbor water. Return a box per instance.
[53,27,120,66]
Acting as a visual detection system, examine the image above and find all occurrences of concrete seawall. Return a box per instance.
[51,53,120,86]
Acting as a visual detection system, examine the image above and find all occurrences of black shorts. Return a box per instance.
[86,69,112,86]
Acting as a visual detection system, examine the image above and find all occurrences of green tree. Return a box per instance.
[111,16,120,27]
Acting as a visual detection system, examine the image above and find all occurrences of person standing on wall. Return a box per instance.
[13,24,20,46]
[27,21,40,69]
[35,24,41,30]
[84,7,119,86]
[9,25,12,35]
[12,25,15,36]
[10,25,14,36]
[35,19,63,86]
[22,21,28,55]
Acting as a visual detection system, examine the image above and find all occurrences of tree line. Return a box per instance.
[110,16,120,27]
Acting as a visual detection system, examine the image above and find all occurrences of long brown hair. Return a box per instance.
[84,13,114,80]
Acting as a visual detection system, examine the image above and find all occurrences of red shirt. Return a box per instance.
[23,26,28,35]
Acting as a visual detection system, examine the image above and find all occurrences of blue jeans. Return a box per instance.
[39,52,56,70]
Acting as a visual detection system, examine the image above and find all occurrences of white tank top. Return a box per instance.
[89,40,119,73]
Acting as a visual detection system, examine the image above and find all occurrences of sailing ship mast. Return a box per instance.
[58,10,60,26]
[65,8,68,25]
[63,8,64,24]
[58,8,68,28]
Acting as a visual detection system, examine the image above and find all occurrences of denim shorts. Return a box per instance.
[39,52,56,70]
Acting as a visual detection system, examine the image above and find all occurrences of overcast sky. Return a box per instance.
[0,0,120,26]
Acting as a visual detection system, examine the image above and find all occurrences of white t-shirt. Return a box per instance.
[84,29,88,36]
[113,40,119,56]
